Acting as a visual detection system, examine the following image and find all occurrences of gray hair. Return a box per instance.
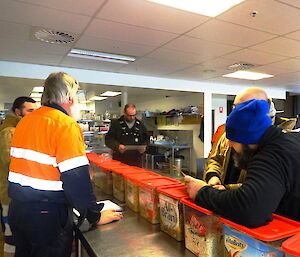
[124,103,136,112]
[41,72,79,105]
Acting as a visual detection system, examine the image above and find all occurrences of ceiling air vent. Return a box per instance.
[228,62,255,71]
[32,27,75,44]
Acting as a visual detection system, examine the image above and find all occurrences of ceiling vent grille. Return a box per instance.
[228,62,255,71]
[32,27,75,44]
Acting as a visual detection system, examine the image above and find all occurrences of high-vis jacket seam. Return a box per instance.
[10,147,58,167]
[58,156,89,173]
[8,172,63,191]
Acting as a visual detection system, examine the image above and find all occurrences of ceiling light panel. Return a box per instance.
[223,70,274,80]
[32,86,44,92]
[68,48,136,64]
[89,96,107,101]
[30,93,43,98]
[100,91,122,97]
[147,0,244,17]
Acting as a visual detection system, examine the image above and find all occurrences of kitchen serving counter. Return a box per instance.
[75,188,195,257]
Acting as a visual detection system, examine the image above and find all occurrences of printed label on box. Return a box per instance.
[159,194,179,230]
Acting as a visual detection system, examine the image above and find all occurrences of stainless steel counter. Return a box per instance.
[75,189,195,257]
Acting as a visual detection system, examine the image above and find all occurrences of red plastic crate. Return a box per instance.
[282,233,300,256]
[220,214,300,242]
[138,177,182,224]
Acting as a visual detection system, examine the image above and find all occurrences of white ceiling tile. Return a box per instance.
[224,49,289,66]
[145,48,207,64]
[258,72,300,86]
[187,19,276,47]
[285,30,300,41]
[0,77,42,103]
[0,20,31,41]
[276,0,300,8]
[218,0,300,35]
[168,68,227,80]
[206,77,255,87]
[251,37,300,57]
[60,56,126,72]
[118,57,193,76]
[85,19,178,47]
[16,0,105,16]
[96,0,209,34]
[0,52,63,66]
[269,59,300,72]
[0,0,91,34]
[0,39,64,65]
[163,36,240,59]
[75,36,155,57]
[250,65,291,75]
[197,58,241,69]
[0,37,71,56]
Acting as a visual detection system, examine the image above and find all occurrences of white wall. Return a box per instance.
[212,94,227,133]
[129,93,203,112]
[129,92,204,174]
[157,124,203,175]
[94,98,119,116]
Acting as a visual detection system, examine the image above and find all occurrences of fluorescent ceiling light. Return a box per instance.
[30,93,42,98]
[32,97,41,102]
[89,96,107,101]
[68,49,136,64]
[147,0,244,17]
[222,71,274,80]
[100,91,122,97]
[33,86,44,92]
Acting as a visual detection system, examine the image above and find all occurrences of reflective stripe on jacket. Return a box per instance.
[9,106,88,191]
[8,105,102,225]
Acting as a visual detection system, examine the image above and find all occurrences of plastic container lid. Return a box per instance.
[282,233,300,256]
[110,166,131,174]
[181,197,213,215]
[219,214,300,242]
[124,171,161,183]
[157,184,188,200]
[139,177,181,190]
[112,167,149,175]
[99,162,126,170]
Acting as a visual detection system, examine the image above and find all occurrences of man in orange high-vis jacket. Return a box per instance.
[8,72,123,257]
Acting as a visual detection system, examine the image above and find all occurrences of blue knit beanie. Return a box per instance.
[226,99,272,144]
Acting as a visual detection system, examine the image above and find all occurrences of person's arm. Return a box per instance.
[196,152,286,227]
[0,127,15,168]
[56,122,101,225]
[203,133,228,184]
[105,120,120,152]
[140,122,150,145]
[57,122,122,226]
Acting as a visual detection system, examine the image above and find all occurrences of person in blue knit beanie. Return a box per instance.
[225,99,272,170]
[226,99,272,145]
[185,97,300,227]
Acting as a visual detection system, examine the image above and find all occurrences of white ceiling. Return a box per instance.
[0,76,195,104]
[1,0,300,91]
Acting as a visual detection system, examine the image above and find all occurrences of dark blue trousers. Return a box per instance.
[9,200,73,257]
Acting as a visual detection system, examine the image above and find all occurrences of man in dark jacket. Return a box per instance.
[185,99,300,227]
[105,104,149,167]
[0,97,36,257]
